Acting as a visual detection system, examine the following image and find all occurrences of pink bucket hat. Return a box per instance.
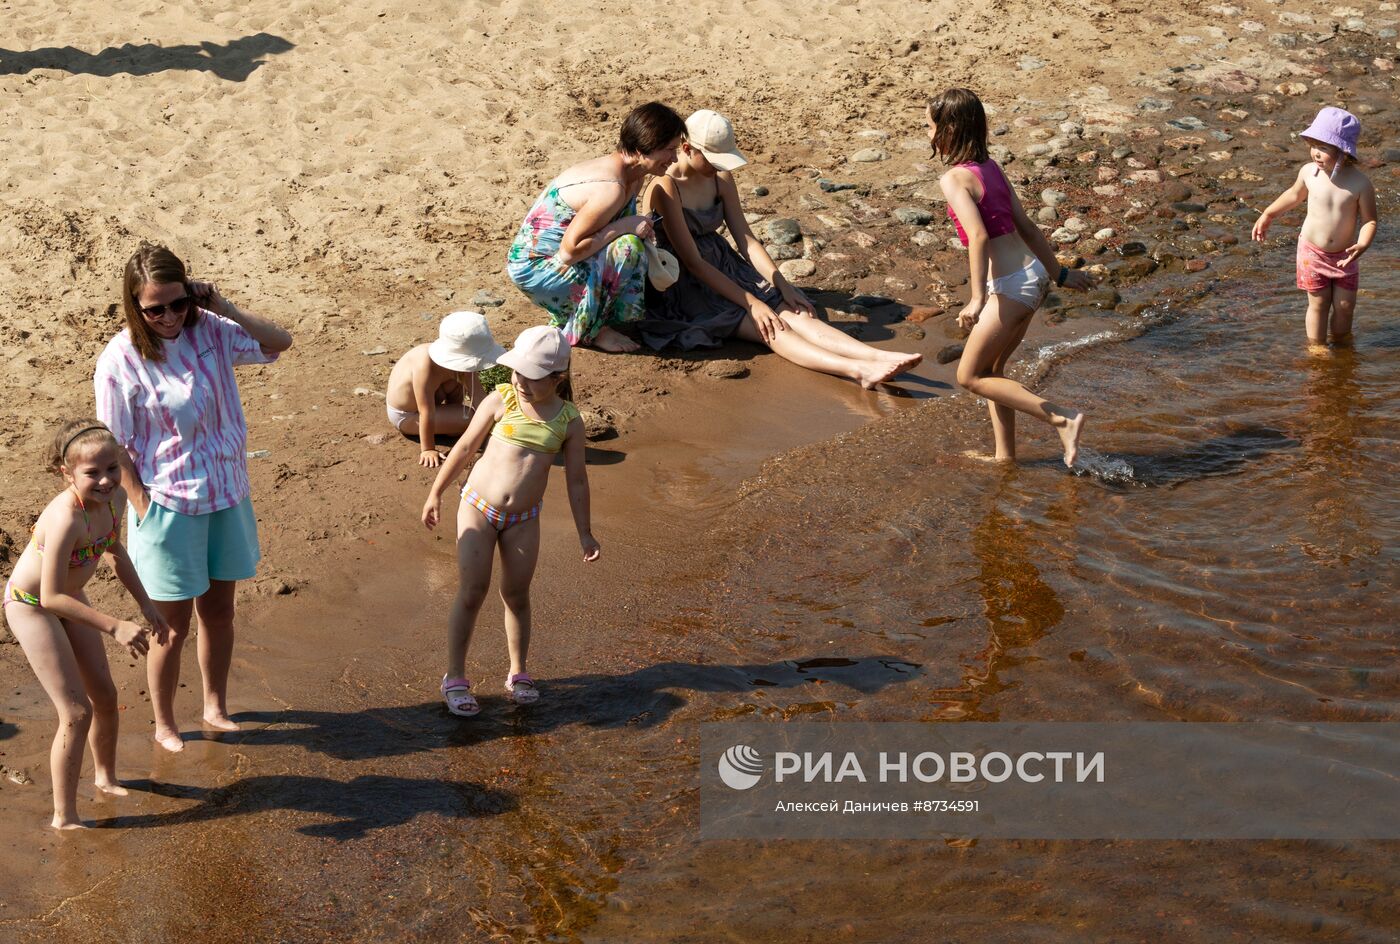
[497,325,570,380]
[1299,106,1360,158]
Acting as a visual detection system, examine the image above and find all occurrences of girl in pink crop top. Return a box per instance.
[927,87,1095,470]
[946,160,1018,245]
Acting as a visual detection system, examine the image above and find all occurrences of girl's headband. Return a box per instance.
[61,425,109,461]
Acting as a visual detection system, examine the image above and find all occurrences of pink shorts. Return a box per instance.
[1296,237,1359,293]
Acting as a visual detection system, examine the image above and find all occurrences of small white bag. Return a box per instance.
[645,241,681,291]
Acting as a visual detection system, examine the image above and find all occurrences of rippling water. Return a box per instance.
[589,244,1400,939]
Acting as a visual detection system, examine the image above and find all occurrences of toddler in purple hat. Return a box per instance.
[1251,106,1378,346]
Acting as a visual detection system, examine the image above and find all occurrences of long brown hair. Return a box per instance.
[121,242,201,362]
[927,88,990,166]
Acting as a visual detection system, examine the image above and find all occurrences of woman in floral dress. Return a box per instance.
[507,102,686,352]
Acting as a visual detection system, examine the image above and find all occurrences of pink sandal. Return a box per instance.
[505,672,540,705]
[440,675,480,717]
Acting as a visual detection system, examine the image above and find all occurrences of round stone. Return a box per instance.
[779,259,817,280]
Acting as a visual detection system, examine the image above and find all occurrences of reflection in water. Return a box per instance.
[947,476,1066,721]
[1299,349,1377,565]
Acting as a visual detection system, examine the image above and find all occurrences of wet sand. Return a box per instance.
[3,0,1400,940]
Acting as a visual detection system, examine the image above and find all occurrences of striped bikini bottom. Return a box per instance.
[460,485,542,532]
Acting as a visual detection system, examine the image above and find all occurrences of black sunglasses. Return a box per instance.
[139,295,192,319]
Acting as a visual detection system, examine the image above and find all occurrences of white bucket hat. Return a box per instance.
[428,311,507,372]
[686,109,748,171]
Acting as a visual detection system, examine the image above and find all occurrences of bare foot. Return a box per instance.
[961,449,1015,464]
[590,326,640,353]
[153,728,184,753]
[95,779,130,797]
[856,359,910,389]
[203,712,241,733]
[51,817,86,830]
[874,349,923,370]
[1058,412,1086,468]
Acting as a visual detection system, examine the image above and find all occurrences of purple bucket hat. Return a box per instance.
[1299,106,1360,158]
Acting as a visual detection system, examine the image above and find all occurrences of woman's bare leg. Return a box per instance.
[7,605,92,828]
[734,315,905,389]
[779,312,922,370]
[195,580,239,732]
[956,295,1084,466]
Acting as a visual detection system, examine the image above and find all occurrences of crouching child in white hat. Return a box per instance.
[387,311,507,467]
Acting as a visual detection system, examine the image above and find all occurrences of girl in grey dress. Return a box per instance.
[638,110,920,388]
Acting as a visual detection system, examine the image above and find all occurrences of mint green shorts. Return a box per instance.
[126,497,261,601]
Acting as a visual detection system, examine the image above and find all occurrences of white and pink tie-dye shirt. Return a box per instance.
[95,310,279,517]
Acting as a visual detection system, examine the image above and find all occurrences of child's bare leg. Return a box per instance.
[985,310,1034,460]
[396,407,474,439]
[734,316,905,388]
[148,598,194,752]
[67,611,125,795]
[779,312,922,369]
[194,581,239,731]
[449,508,499,680]
[1329,286,1357,345]
[957,296,1084,466]
[1305,287,1332,345]
[497,519,542,678]
[7,605,91,828]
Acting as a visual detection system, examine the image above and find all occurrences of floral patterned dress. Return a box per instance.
[506,180,646,346]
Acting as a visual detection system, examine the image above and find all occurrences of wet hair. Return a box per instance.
[47,419,120,472]
[618,102,686,156]
[927,88,990,166]
[122,242,201,362]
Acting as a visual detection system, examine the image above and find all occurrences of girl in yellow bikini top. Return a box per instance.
[489,383,580,454]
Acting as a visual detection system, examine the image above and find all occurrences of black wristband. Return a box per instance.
[1056,266,1069,287]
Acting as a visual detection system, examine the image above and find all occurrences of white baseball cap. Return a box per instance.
[497,325,572,379]
[428,311,507,372]
[686,109,748,171]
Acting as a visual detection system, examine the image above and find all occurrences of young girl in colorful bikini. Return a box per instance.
[422,326,600,715]
[930,88,1095,467]
[3,421,169,828]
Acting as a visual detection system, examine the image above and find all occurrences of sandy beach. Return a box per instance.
[2,0,1398,939]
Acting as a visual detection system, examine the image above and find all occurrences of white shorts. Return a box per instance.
[386,402,472,434]
[987,258,1051,310]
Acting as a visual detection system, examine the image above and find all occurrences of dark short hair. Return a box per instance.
[618,102,686,155]
[927,88,990,166]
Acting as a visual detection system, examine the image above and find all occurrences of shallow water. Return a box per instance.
[585,242,1400,939]
[2,243,1395,941]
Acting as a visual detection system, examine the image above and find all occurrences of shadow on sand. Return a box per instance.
[201,655,922,761]
[0,33,294,81]
[97,774,514,839]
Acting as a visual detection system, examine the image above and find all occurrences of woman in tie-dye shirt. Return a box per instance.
[94,243,293,753]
